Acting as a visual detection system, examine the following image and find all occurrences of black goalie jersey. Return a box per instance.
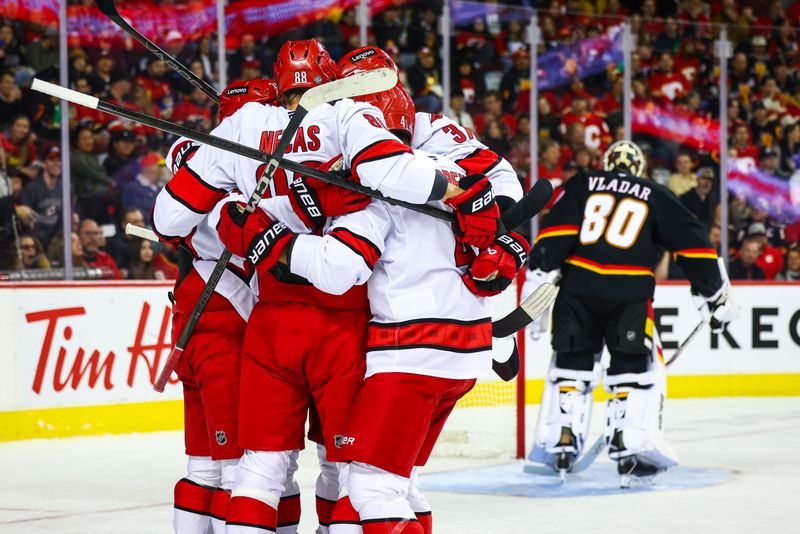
[530,169,722,301]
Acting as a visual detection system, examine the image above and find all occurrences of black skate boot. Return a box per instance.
[617,455,664,488]
[554,426,578,482]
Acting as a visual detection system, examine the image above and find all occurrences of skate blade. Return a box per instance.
[619,474,657,489]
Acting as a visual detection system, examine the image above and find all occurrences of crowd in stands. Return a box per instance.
[1,0,799,281]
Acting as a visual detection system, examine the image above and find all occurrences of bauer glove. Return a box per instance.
[217,201,295,271]
[288,176,370,228]
[446,174,501,249]
[462,232,530,297]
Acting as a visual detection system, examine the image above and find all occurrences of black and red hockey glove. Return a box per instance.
[462,232,530,297]
[217,201,295,271]
[289,177,371,228]
[445,174,500,249]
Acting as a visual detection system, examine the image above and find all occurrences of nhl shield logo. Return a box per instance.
[313,75,323,84]
[334,434,355,448]
[215,430,227,446]
[626,330,636,341]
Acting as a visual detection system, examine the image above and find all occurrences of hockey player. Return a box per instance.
[522,140,739,485]
[337,46,523,213]
[151,39,502,534]
[214,84,531,533]
[163,79,308,534]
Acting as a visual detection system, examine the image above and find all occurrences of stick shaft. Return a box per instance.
[95,0,220,102]
[665,320,704,368]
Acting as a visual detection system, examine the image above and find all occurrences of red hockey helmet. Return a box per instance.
[337,46,400,80]
[356,85,416,139]
[274,39,338,96]
[218,79,279,120]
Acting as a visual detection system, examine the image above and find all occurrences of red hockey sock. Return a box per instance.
[415,512,432,534]
[174,477,215,516]
[316,494,336,528]
[210,488,230,522]
[331,496,361,527]
[226,495,278,531]
[277,493,301,532]
[362,518,423,534]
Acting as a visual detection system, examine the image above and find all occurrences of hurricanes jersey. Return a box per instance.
[530,169,722,301]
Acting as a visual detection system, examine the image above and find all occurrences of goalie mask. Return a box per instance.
[218,79,279,120]
[603,140,646,177]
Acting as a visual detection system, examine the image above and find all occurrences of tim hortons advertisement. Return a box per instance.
[0,282,180,412]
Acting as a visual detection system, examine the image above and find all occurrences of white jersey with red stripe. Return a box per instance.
[289,149,493,380]
[412,112,523,202]
[163,137,257,320]
[154,100,443,310]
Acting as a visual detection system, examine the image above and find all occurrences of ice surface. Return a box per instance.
[1,397,798,533]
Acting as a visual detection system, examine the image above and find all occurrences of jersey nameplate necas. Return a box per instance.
[587,175,652,201]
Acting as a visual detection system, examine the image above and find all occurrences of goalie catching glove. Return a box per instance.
[445,174,501,249]
[462,232,530,297]
[693,285,740,334]
[217,201,295,272]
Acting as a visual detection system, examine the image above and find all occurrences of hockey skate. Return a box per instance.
[552,426,579,482]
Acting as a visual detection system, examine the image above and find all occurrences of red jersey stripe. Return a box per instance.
[367,318,492,353]
[330,228,382,270]
[165,166,227,214]
[455,148,501,175]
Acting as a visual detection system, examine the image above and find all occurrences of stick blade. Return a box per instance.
[492,282,559,338]
[299,68,399,110]
[492,338,520,381]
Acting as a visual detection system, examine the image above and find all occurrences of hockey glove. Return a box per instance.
[462,232,530,297]
[694,286,741,334]
[217,201,295,271]
[289,176,370,228]
[446,174,501,249]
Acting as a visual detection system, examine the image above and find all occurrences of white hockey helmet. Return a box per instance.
[603,140,646,177]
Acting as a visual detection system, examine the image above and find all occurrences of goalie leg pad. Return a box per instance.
[603,346,679,472]
[530,354,601,467]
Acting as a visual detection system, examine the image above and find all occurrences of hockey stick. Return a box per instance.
[125,223,159,242]
[492,282,558,338]
[95,0,219,103]
[522,435,607,476]
[31,78,553,231]
[665,258,731,368]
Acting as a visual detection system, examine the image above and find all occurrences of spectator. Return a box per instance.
[89,51,115,97]
[730,52,758,101]
[536,96,561,142]
[500,48,531,112]
[747,222,784,280]
[708,224,722,253]
[78,218,121,279]
[729,238,767,280]
[452,59,485,109]
[372,6,405,50]
[779,122,800,176]
[103,128,138,185]
[482,120,510,158]
[654,18,681,55]
[667,153,697,196]
[0,70,23,124]
[537,140,563,187]
[48,231,83,269]
[407,7,439,54]
[172,86,212,130]
[508,113,531,176]
[70,126,115,223]
[648,51,690,102]
[121,152,163,216]
[228,34,269,80]
[0,24,25,68]
[407,48,443,113]
[679,167,716,229]
[776,247,800,281]
[736,197,787,248]
[106,208,144,277]
[20,146,66,248]
[749,101,779,149]
[760,147,786,179]
[16,232,50,270]
[730,123,759,164]
[446,91,475,131]
[24,26,58,73]
[135,58,174,115]
[2,114,38,179]
[473,91,516,139]
[126,237,164,280]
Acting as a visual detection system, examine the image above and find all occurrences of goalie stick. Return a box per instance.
[95,0,219,103]
[522,435,607,477]
[30,79,552,232]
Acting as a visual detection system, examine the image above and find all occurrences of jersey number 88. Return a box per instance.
[579,193,649,249]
